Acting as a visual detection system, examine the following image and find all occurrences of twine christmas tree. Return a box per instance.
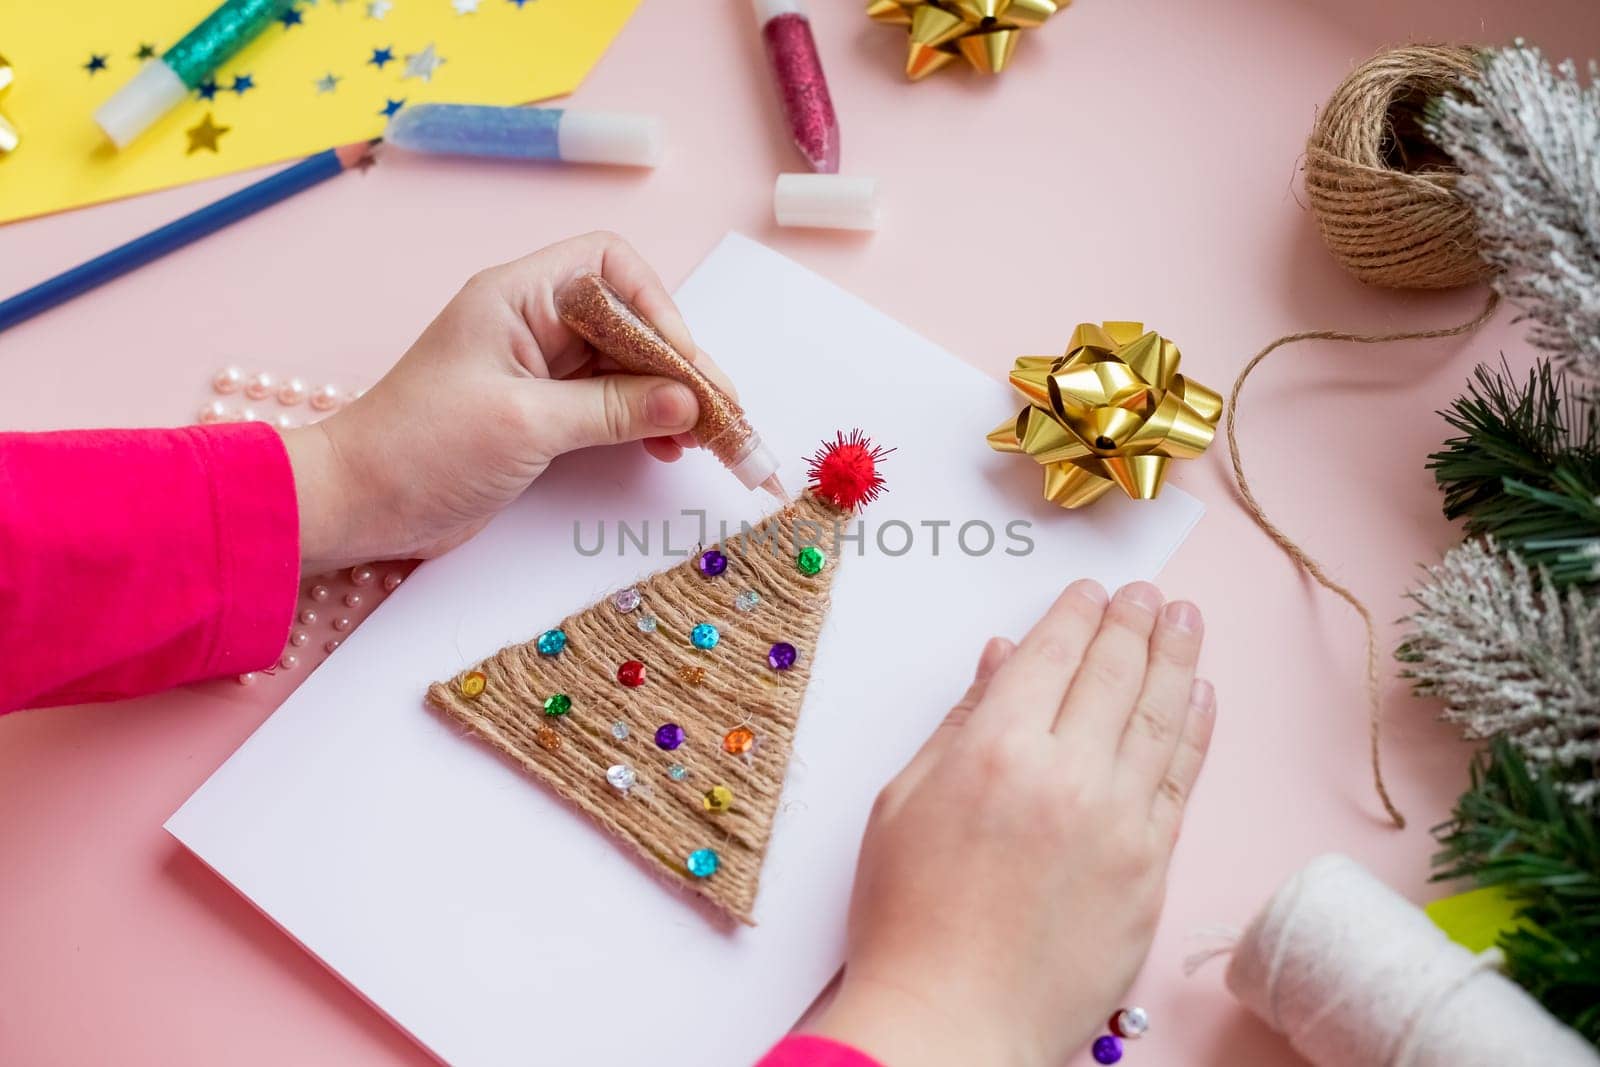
[427,434,889,924]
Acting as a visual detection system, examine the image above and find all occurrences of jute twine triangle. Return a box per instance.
[427,493,842,924]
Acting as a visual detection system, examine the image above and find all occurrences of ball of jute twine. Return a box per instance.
[1304,45,1492,290]
[1229,45,1501,829]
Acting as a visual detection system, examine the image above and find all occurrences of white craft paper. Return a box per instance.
[168,234,1204,1067]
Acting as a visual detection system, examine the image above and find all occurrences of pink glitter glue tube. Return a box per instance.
[754,0,840,173]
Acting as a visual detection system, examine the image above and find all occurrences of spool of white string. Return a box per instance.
[1222,854,1598,1066]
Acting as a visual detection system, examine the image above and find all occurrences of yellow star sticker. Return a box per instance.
[0,54,18,156]
[185,112,230,155]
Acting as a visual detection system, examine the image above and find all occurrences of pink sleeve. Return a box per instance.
[756,1035,884,1067]
[0,423,299,714]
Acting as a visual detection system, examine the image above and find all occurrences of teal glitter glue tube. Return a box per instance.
[385,104,664,167]
[95,0,293,148]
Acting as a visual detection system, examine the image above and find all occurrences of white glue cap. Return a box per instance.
[774,174,881,231]
[753,0,807,24]
[95,60,189,148]
[557,111,665,168]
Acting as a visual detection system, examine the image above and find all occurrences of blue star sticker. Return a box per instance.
[196,77,220,100]
[379,97,405,118]
[368,46,394,69]
[507,0,532,7]
[84,54,109,75]
[278,6,304,27]
[230,73,255,95]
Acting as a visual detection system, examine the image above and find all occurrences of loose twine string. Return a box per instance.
[1230,44,1500,829]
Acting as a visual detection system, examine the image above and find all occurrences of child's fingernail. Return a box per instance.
[1069,578,1109,605]
[1116,581,1163,613]
[1189,678,1215,712]
[646,383,697,429]
[1163,600,1203,633]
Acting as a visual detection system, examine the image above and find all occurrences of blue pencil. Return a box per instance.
[0,142,373,335]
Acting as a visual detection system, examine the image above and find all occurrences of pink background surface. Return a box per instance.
[4,1,1600,1063]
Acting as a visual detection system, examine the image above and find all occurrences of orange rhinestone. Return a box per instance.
[678,666,707,686]
[536,725,562,752]
[460,670,486,698]
[722,727,756,755]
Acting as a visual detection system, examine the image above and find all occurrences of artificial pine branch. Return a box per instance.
[1402,539,1600,806]
[1430,45,1600,396]
[1432,739,1600,1043]
[1429,359,1600,584]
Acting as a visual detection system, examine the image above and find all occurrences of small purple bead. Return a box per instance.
[767,642,797,671]
[1091,1035,1123,1065]
[698,549,728,578]
[655,723,686,750]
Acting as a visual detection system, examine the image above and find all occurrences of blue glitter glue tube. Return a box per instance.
[96,0,293,148]
[384,104,664,168]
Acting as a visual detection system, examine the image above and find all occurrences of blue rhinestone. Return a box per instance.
[690,623,720,650]
[686,848,719,878]
[667,764,688,781]
[536,628,567,656]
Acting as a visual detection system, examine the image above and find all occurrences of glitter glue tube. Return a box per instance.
[95,0,293,148]
[753,0,840,173]
[555,273,786,500]
[384,104,664,168]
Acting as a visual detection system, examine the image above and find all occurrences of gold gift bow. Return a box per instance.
[866,0,1066,81]
[0,56,16,155]
[987,322,1223,508]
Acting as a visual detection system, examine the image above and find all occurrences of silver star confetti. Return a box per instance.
[452,0,479,11]
[313,72,342,93]
[402,42,446,82]
[365,0,392,18]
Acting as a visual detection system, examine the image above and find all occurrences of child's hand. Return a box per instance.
[283,232,730,571]
[810,580,1214,1067]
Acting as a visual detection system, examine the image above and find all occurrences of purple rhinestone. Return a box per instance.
[698,549,728,578]
[655,723,686,750]
[767,642,797,671]
[1092,1035,1123,1065]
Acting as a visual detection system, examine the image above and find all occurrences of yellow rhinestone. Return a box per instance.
[703,785,734,813]
[460,670,486,698]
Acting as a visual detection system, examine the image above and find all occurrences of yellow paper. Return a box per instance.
[1426,884,1525,954]
[0,0,642,224]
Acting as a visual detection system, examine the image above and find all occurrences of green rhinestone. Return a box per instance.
[543,693,572,717]
[796,545,826,575]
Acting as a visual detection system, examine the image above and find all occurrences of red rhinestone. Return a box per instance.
[617,660,646,687]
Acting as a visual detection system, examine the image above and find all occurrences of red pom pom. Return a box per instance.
[807,430,892,511]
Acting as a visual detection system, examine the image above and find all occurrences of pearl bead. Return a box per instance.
[332,616,352,632]
[382,572,403,592]
[350,565,375,587]
[1110,1008,1148,1040]
[299,609,318,625]
[324,639,341,653]
[244,371,274,401]
[310,384,341,411]
[309,585,330,602]
[278,652,299,670]
[289,630,308,647]
[197,401,228,424]
[344,592,363,609]
[237,671,258,686]
[273,414,295,430]
[212,367,244,394]
[238,407,259,422]
[276,377,307,406]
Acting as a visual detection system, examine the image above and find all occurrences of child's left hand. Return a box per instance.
[283,232,729,572]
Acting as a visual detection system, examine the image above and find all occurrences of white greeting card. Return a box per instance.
[168,234,1204,1066]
